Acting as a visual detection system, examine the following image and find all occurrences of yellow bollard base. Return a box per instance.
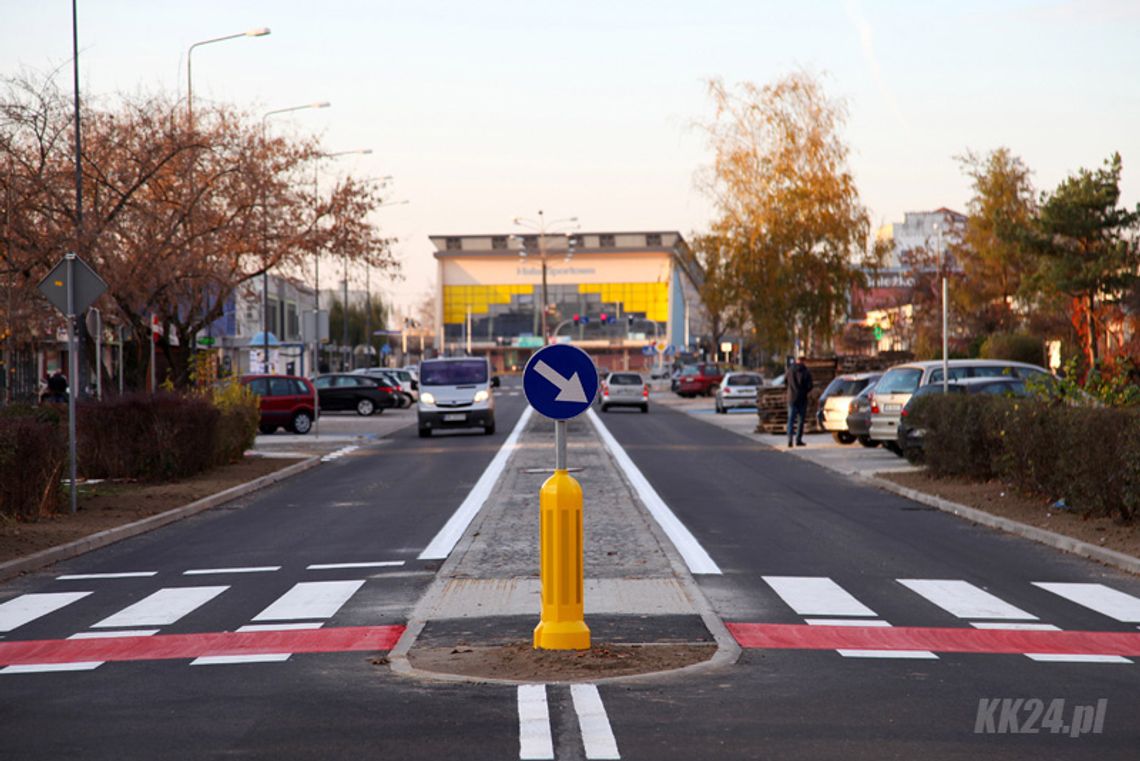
[533,619,591,651]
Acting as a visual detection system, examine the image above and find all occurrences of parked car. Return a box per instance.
[868,359,1050,451]
[354,368,414,407]
[816,372,881,444]
[600,372,649,412]
[314,373,396,416]
[897,376,1030,461]
[715,371,763,413]
[844,378,882,448]
[417,356,498,437]
[675,363,724,397]
[240,374,317,435]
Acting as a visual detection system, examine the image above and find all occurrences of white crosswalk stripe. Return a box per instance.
[93,586,228,628]
[518,684,620,760]
[251,580,365,621]
[518,685,554,760]
[0,592,91,633]
[1033,582,1140,623]
[898,579,1038,620]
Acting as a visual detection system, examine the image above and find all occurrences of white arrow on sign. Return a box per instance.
[534,360,588,403]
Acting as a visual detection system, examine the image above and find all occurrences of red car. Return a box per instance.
[240,374,318,435]
[675,363,724,397]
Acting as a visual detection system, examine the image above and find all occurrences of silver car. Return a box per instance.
[599,372,648,413]
[715,372,763,413]
[868,359,1050,451]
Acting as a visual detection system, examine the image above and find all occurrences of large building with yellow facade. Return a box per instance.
[430,231,695,372]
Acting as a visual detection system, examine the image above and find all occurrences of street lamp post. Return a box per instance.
[512,211,578,344]
[934,222,948,393]
[312,149,371,376]
[260,102,330,372]
[187,27,270,124]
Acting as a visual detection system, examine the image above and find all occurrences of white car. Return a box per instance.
[715,372,763,413]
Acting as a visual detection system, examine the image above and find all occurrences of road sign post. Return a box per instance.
[37,253,107,514]
[522,344,599,650]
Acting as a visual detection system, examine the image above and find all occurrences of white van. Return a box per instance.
[868,359,1050,449]
[417,357,499,437]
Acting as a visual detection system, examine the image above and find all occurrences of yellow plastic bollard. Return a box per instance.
[533,468,590,650]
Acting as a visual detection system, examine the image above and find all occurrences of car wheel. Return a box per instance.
[885,441,903,457]
[640,404,648,414]
[418,426,431,438]
[290,411,313,435]
[259,424,276,435]
[356,398,375,416]
[484,420,496,435]
[833,431,856,445]
[857,435,879,448]
[600,404,609,412]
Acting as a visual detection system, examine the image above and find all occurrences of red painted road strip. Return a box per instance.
[0,625,405,666]
[727,623,1140,656]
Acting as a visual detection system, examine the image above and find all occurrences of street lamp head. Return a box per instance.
[312,101,332,109]
[245,27,271,37]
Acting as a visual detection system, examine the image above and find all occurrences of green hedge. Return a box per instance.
[912,395,1140,523]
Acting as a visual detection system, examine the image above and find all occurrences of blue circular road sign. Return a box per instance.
[523,344,599,420]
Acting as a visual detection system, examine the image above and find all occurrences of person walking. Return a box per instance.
[786,356,813,447]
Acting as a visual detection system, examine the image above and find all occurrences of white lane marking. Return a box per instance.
[763,577,877,617]
[321,445,360,462]
[517,684,554,760]
[1033,582,1140,623]
[2,662,104,673]
[806,619,890,627]
[306,561,405,570]
[56,572,156,580]
[68,629,160,639]
[587,408,721,575]
[971,622,1131,663]
[183,566,281,576]
[252,580,365,621]
[419,406,534,561]
[571,684,621,760]
[92,586,228,628]
[836,650,940,659]
[191,654,292,665]
[0,592,92,633]
[236,623,322,632]
[899,579,1037,620]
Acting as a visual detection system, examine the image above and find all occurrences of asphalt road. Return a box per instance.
[2,379,1138,760]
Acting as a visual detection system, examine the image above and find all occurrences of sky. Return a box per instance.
[3,0,1139,315]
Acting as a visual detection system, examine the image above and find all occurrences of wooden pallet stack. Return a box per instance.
[754,354,911,435]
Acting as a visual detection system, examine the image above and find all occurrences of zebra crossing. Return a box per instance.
[739,575,1140,662]
[0,562,408,673]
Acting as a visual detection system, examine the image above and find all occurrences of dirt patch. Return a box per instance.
[879,470,1139,560]
[0,456,304,565]
[408,641,717,682]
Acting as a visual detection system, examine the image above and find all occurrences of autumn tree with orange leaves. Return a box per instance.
[0,73,398,388]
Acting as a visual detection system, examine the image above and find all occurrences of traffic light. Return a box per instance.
[573,313,580,325]
[599,312,609,324]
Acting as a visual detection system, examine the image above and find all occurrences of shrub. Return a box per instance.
[979,333,1046,367]
[0,411,66,519]
[210,380,260,465]
[910,394,1006,480]
[78,392,219,481]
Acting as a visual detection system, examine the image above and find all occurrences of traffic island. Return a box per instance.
[406,615,717,682]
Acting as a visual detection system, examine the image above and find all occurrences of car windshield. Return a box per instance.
[876,367,922,394]
[728,374,762,386]
[609,373,642,385]
[823,377,870,397]
[420,360,488,385]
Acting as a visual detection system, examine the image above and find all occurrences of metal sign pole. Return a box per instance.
[65,254,78,514]
[554,419,567,470]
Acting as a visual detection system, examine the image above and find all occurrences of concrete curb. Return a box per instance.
[865,474,1140,576]
[0,456,322,583]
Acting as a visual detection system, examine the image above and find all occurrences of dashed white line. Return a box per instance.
[56,572,156,580]
[183,566,281,576]
[306,562,405,570]
[518,684,555,760]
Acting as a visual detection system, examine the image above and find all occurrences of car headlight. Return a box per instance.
[473,390,489,403]
[420,392,435,405]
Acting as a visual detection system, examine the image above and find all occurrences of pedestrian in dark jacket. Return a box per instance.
[786,356,813,447]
